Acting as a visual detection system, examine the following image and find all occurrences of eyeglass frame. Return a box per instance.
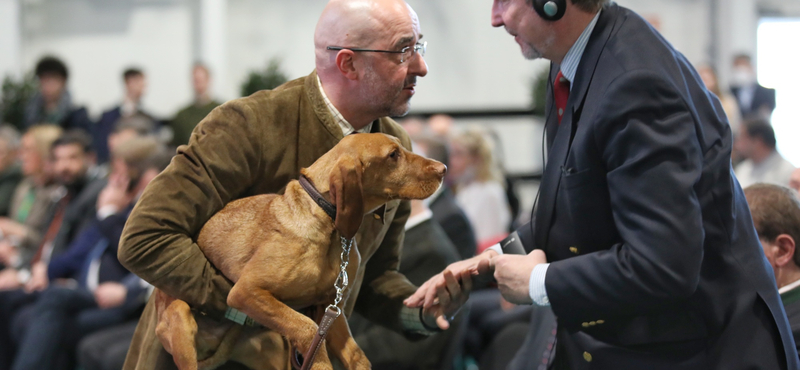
[326,41,427,63]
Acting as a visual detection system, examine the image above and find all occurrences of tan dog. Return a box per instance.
[154,133,446,370]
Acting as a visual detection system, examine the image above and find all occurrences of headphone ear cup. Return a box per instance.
[532,0,567,21]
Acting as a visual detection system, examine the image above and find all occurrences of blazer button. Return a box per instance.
[569,246,579,254]
[581,322,589,328]
[589,321,596,326]
[597,319,605,324]
[583,352,592,362]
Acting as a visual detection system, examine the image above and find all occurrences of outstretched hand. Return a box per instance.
[404,250,497,329]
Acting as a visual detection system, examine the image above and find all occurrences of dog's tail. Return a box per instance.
[197,324,244,370]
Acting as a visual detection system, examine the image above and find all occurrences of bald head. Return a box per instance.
[315,0,418,75]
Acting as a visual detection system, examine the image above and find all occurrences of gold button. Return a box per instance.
[583,351,592,362]
[597,320,605,324]
[569,246,579,254]
[581,322,589,328]
[373,213,381,220]
[589,321,596,326]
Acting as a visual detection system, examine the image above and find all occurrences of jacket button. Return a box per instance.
[597,319,605,324]
[589,321,596,326]
[581,322,589,328]
[373,213,381,220]
[583,352,592,362]
[569,246,579,254]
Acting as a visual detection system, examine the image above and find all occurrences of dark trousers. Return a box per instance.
[11,286,131,370]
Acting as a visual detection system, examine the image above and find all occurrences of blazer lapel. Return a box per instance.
[534,5,621,250]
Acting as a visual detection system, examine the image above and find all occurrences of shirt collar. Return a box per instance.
[316,75,373,136]
[405,208,433,231]
[559,10,602,87]
[779,278,800,295]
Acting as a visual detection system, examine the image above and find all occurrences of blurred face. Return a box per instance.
[698,67,718,92]
[359,6,428,117]
[108,128,138,156]
[192,67,210,97]
[734,132,755,159]
[447,140,475,181]
[0,140,16,172]
[125,75,147,102]
[38,73,66,104]
[491,0,555,60]
[19,134,43,177]
[51,143,89,186]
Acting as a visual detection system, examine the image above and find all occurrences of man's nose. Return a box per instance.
[409,54,428,77]
[491,1,504,28]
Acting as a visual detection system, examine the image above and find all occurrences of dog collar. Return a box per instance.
[299,175,337,221]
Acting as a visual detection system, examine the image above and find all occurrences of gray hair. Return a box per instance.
[0,125,21,151]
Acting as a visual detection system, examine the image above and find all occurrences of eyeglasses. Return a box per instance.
[327,41,427,63]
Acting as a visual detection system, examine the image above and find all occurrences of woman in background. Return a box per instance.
[447,128,511,251]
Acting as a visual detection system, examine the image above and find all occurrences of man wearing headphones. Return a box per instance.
[407,0,799,368]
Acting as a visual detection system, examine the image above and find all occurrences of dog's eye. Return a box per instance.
[388,150,400,159]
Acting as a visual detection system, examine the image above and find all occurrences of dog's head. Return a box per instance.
[303,133,446,239]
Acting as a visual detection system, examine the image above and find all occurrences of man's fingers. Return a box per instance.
[423,276,443,308]
[460,269,473,294]
[436,313,450,330]
[437,281,452,310]
[443,270,461,303]
[405,280,429,306]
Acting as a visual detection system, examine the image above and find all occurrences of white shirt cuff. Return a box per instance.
[487,243,503,255]
[97,205,120,220]
[529,263,550,306]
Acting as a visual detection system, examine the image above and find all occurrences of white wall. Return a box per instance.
[4,0,798,118]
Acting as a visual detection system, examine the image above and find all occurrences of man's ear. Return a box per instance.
[774,234,797,268]
[335,50,359,81]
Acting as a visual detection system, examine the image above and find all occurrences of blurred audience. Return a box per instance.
[0,126,23,217]
[0,125,62,286]
[734,118,795,188]
[93,68,155,164]
[349,198,462,370]
[698,65,742,137]
[6,136,168,370]
[23,56,91,133]
[730,54,776,120]
[448,128,511,251]
[411,133,477,259]
[744,183,800,357]
[169,63,222,147]
[428,114,454,138]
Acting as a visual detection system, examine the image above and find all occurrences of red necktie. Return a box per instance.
[554,71,571,124]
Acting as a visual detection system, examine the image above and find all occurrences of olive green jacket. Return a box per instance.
[119,71,417,370]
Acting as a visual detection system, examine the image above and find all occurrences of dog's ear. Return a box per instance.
[329,156,364,240]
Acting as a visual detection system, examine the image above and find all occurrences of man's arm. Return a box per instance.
[118,102,266,317]
[544,70,705,329]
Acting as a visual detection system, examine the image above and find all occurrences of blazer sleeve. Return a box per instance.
[544,70,705,329]
[118,102,265,317]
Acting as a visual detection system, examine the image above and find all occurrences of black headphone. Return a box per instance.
[532,0,567,21]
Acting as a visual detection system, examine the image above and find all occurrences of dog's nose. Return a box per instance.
[432,162,447,176]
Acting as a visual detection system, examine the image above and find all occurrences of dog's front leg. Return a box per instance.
[155,289,200,370]
[228,279,333,370]
[325,313,370,370]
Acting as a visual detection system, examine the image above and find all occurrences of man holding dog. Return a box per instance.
[118,0,467,369]
[407,0,799,368]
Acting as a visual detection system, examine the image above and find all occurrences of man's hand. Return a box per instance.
[24,262,48,293]
[492,249,547,305]
[0,268,20,290]
[405,250,497,310]
[97,172,134,212]
[94,282,128,309]
[0,240,18,266]
[0,218,27,239]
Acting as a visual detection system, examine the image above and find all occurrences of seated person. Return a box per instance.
[0,126,23,217]
[348,198,461,370]
[744,183,800,357]
[0,125,62,277]
[7,136,169,370]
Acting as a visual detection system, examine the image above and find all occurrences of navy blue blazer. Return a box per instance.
[513,4,798,369]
